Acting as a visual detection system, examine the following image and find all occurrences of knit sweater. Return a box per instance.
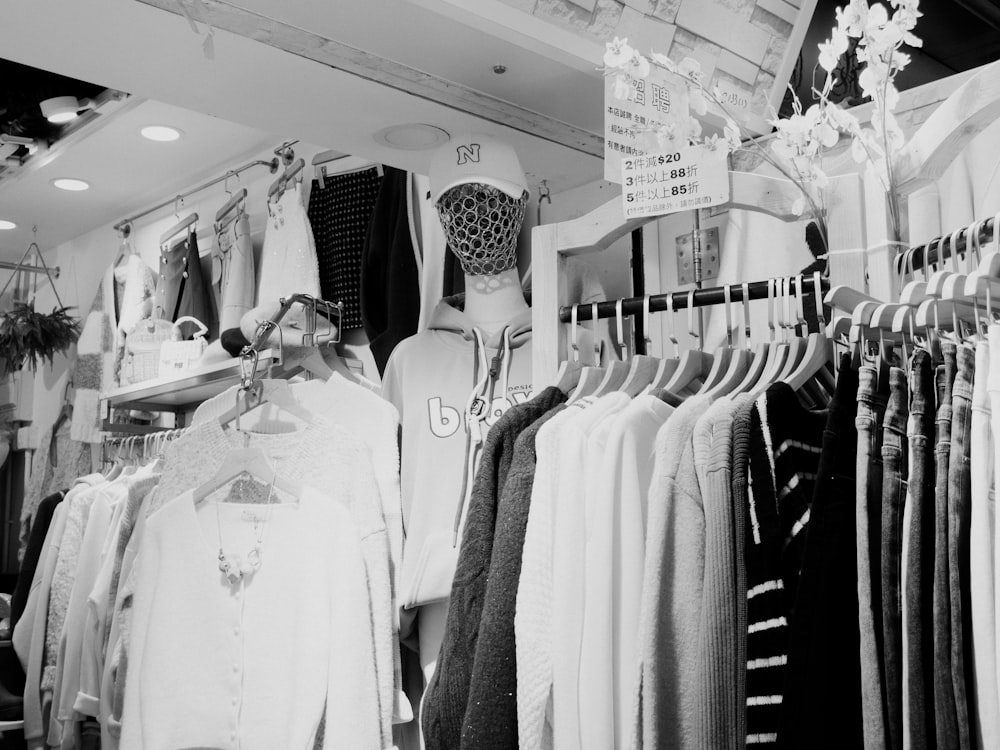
[130,414,395,748]
[515,405,581,750]
[422,387,566,750]
[632,395,712,750]
[120,487,381,750]
[730,398,757,744]
[694,395,750,750]
[743,384,826,746]
[463,401,567,748]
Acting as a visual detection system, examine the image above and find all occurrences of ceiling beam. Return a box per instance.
[134,0,605,157]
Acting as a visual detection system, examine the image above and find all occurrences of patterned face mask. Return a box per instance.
[436,182,528,276]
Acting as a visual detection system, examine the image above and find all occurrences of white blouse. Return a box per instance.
[120,486,381,750]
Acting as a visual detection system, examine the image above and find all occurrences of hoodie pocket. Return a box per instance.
[401,532,461,609]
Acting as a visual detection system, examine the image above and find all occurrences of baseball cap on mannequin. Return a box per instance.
[429,133,528,204]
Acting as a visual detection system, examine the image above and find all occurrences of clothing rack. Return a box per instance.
[112,151,285,235]
[894,216,997,276]
[101,426,188,466]
[243,293,345,355]
[559,275,830,323]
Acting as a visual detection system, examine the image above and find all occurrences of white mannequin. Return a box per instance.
[462,266,529,337]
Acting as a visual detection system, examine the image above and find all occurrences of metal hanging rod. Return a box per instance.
[0,260,59,277]
[559,275,829,323]
[112,154,283,235]
[895,216,997,275]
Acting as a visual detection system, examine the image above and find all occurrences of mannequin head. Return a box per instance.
[429,134,529,277]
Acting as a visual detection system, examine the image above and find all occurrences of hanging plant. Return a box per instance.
[0,301,80,376]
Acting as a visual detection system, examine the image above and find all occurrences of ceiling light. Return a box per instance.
[40,96,93,124]
[141,125,182,142]
[52,178,90,192]
[0,220,16,230]
[373,124,450,151]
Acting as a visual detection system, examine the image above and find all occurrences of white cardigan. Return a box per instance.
[120,487,381,750]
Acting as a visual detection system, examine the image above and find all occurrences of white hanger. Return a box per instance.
[616,298,660,397]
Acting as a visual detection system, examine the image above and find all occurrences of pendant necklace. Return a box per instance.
[217,474,276,585]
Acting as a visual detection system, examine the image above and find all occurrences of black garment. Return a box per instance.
[157,229,213,335]
[307,169,382,330]
[12,491,64,629]
[361,167,421,375]
[904,349,936,750]
[779,356,863,750]
[422,387,566,750]
[880,367,909,750]
[933,344,961,749]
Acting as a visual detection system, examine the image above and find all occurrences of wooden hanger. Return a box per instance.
[664,290,714,394]
[643,292,681,394]
[160,208,199,246]
[775,277,810,382]
[191,441,302,504]
[731,281,774,395]
[552,304,585,392]
[750,279,794,398]
[703,284,751,397]
[215,187,248,224]
[567,303,606,403]
[615,298,660,397]
[268,158,305,201]
[784,272,835,393]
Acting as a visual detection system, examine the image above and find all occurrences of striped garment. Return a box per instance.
[744,384,826,746]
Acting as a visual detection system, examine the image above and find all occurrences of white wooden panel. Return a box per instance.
[675,0,770,65]
[564,0,598,11]
[756,0,798,25]
[717,49,760,86]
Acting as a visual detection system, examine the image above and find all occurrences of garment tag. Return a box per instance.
[240,510,267,524]
[621,144,730,219]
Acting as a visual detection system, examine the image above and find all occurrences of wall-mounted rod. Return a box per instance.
[896,216,997,275]
[559,275,828,323]
[112,155,281,235]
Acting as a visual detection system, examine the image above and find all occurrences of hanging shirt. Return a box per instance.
[120,487,380,750]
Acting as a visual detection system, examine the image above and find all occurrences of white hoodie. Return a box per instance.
[381,296,533,611]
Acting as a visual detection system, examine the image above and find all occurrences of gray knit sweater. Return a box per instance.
[421,386,566,750]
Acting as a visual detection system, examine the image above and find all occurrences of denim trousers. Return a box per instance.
[970,339,999,749]
[948,344,975,750]
[779,356,862,750]
[881,367,908,750]
[933,342,959,749]
[857,364,890,750]
[903,350,936,750]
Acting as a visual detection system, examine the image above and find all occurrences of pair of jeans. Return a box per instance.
[970,339,999,749]
[212,211,255,332]
[779,355,862,750]
[903,350,936,750]
[881,367,908,750]
[857,364,890,750]
[948,344,975,749]
[933,342,960,749]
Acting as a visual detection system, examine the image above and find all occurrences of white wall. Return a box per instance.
[16,141,383,433]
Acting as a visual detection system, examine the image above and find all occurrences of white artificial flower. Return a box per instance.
[689,87,708,116]
[724,119,742,150]
[627,50,651,79]
[649,51,677,73]
[677,57,703,83]
[604,37,634,70]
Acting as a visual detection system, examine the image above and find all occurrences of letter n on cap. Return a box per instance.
[456,144,481,165]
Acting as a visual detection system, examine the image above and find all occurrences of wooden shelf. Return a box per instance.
[101,350,277,413]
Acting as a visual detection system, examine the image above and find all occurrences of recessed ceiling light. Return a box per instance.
[373,124,450,151]
[52,178,91,192]
[141,125,183,142]
[0,220,16,230]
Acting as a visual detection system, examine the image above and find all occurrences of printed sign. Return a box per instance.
[621,144,731,219]
[604,66,690,184]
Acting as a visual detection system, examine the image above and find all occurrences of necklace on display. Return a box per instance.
[217,473,277,585]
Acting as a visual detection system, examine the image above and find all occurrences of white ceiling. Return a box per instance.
[0,0,608,260]
[0,98,279,256]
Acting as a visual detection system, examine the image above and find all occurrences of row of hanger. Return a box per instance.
[827,211,1000,377]
[554,271,835,407]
